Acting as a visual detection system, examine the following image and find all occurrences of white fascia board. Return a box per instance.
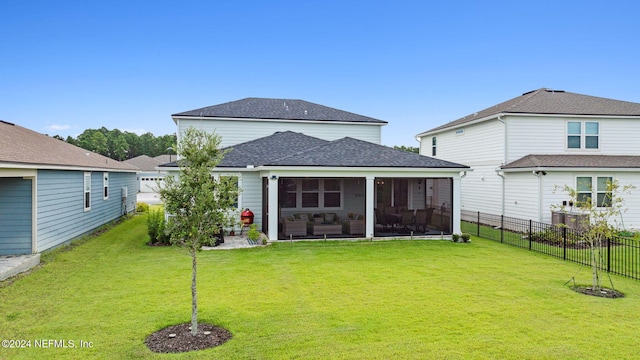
[259,166,469,178]
[416,113,640,140]
[415,113,503,139]
[0,162,137,173]
[0,168,37,177]
[172,116,386,126]
[501,167,640,173]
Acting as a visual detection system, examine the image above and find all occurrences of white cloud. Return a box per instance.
[45,124,71,132]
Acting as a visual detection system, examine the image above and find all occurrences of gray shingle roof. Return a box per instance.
[0,120,139,171]
[420,88,640,134]
[172,98,387,124]
[218,131,330,167]
[502,154,640,169]
[268,137,468,168]
[161,131,468,169]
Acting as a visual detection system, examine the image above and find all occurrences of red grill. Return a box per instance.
[241,208,254,225]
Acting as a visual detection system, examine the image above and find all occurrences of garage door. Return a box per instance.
[140,176,164,193]
[0,178,33,255]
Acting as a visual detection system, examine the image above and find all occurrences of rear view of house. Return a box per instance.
[166,98,469,241]
[0,120,138,255]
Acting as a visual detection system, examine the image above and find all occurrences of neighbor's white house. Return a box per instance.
[416,88,640,230]
[164,98,470,241]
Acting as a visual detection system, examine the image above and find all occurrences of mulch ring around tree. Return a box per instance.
[571,286,625,299]
[145,323,232,353]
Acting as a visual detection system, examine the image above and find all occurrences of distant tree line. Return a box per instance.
[393,145,419,153]
[53,127,176,161]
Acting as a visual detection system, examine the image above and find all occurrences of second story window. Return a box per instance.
[568,121,599,149]
[431,136,437,156]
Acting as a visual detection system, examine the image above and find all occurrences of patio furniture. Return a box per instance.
[283,219,307,237]
[313,223,343,235]
[400,209,415,232]
[415,208,434,232]
[345,219,364,235]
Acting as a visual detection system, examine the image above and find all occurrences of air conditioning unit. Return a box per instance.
[551,211,565,226]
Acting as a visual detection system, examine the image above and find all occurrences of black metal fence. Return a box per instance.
[461,210,640,281]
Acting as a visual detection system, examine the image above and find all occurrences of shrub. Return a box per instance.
[137,202,149,213]
[247,224,261,243]
[147,209,170,245]
[451,233,460,242]
[461,233,471,243]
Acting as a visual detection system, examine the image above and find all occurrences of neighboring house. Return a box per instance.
[124,155,169,193]
[164,98,469,241]
[0,120,138,255]
[415,88,640,229]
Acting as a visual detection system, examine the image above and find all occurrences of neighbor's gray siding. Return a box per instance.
[36,170,137,252]
[0,178,32,255]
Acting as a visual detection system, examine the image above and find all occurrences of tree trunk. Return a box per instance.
[191,247,198,335]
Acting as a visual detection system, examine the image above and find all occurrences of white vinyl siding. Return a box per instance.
[177,118,383,148]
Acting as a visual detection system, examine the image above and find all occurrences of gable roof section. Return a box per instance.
[124,155,162,171]
[268,137,467,168]
[161,131,468,169]
[172,98,387,124]
[419,88,640,135]
[0,120,139,171]
[502,154,640,170]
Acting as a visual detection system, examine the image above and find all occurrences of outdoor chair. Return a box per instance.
[415,208,434,232]
[400,209,415,233]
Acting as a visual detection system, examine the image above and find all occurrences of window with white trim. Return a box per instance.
[576,176,612,207]
[84,172,92,211]
[568,121,599,149]
[103,172,109,200]
[431,136,436,156]
[279,178,343,209]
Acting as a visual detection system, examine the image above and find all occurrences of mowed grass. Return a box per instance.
[2,215,640,359]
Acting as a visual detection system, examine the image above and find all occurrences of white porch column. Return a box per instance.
[452,176,461,234]
[268,176,279,241]
[366,176,375,238]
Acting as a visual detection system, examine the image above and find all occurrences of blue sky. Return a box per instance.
[2,0,639,147]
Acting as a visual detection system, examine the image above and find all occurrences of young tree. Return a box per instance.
[554,179,634,292]
[158,127,237,335]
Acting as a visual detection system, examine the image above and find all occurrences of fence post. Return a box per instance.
[562,227,567,261]
[607,236,611,273]
[500,215,504,243]
[529,219,532,250]
[477,211,480,236]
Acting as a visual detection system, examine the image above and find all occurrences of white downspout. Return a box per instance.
[497,115,507,215]
[533,170,545,222]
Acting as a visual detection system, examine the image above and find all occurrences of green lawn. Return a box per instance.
[2,215,640,359]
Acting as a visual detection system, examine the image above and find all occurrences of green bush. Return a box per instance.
[147,209,170,245]
[247,224,261,243]
[136,202,149,213]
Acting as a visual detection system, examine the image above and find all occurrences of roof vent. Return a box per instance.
[544,89,565,93]
[0,120,15,126]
